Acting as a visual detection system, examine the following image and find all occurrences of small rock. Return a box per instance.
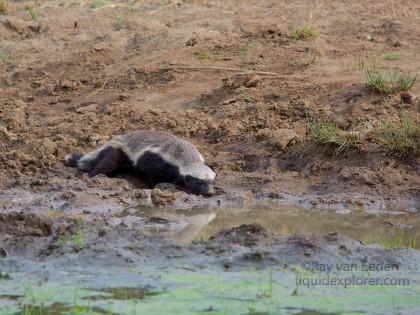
[222,98,237,105]
[154,183,178,192]
[291,121,307,138]
[108,217,123,227]
[55,135,77,158]
[257,128,299,149]
[0,271,10,279]
[151,189,182,206]
[391,40,401,47]
[40,138,57,156]
[355,199,365,208]
[0,247,7,258]
[146,216,172,224]
[93,43,107,52]
[331,114,351,130]
[87,133,109,146]
[28,22,41,33]
[118,94,130,101]
[400,92,412,104]
[223,73,257,89]
[245,76,261,88]
[4,101,27,129]
[0,126,18,141]
[76,103,98,113]
[134,189,151,206]
[406,207,418,213]
[219,191,254,208]
[60,80,76,90]
[1,16,28,35]
[211,223,268,246]
[186,37,198,46]
[366,35,373,41]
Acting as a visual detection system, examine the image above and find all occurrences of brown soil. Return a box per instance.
[1,0,419,205]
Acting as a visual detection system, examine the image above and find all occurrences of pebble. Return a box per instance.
[406,207,418,213]
[76,103,98,113]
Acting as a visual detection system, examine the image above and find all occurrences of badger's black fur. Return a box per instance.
[65,130,216,195]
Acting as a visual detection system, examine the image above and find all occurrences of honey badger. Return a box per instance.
[65,130,216,195]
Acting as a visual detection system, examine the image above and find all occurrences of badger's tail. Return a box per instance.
[64,153,83,167]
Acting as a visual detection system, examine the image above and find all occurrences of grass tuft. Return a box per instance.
[383,52,401,61]
[25,6,39,20]
[365,228,418,249]
[91,0,106,9]
[72,225,85,251]
[309,121,360,155]
[293,25,317,40]
[196,51,210,60]
[239,42,256,56]
[353,55,376,71]
[366,68,416,94]
[0,0,8,14]
[113,15,127,30]
[377,117,420,156]
[0,40,8,63]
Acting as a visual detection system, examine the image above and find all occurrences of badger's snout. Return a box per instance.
[184,176,215,196]
[195,182,215,196]
[202,182,215,196]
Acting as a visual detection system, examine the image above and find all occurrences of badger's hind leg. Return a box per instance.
[88,146,126,177]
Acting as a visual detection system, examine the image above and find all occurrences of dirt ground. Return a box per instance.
[0,0,419,205]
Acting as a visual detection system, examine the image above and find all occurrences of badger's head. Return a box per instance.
[182,163,216,196]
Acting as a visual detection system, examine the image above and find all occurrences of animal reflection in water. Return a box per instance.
[172,213,217,246]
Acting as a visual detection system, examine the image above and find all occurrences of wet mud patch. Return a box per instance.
[1,223,420,315]
[14,302,115,315]
[210,223,270,247]
[0,213,52,237]
[84,287,158,301]
[0,181,420,313]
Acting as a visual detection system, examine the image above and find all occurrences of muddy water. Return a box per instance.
[1,194,420,315]
[139,201,420,249]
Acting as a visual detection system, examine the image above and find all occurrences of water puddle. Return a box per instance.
[139,200,420,248]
